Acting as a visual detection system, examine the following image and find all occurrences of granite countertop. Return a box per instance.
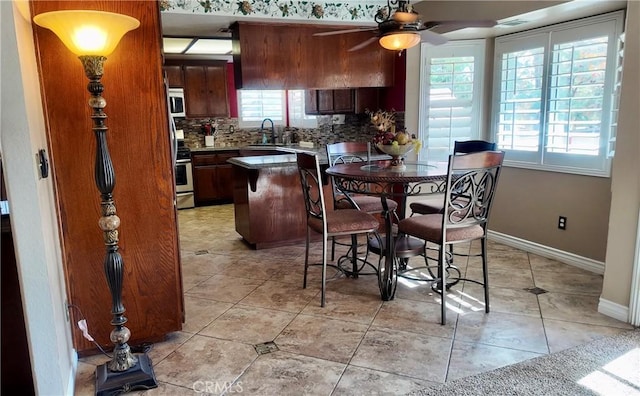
[226,145,390,170]
[228,147,326,169]
[227,154,301,169]
[189,144,320,154]
[190,143,391,169]
[189,146,244,153]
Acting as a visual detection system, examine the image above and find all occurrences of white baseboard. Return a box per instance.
[598,297,629,323]
[486,231,634,324]
[67,350,78,396]
[487,230,605,275]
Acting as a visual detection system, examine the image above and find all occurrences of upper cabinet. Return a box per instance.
[305,88,380,115]
[164,64,184,87]
[165,60,229,118]
[232,22,395,89]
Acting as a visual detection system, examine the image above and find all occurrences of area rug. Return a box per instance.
[411,329,640,396]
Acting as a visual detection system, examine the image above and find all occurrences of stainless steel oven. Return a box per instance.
[175,157,194,209]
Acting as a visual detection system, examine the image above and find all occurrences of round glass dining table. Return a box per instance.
[325,160,449,300]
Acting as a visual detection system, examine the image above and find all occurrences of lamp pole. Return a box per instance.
[32,10,157,395]
[82,53,136,371]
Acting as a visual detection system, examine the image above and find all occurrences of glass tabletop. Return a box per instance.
[326,160,448,183]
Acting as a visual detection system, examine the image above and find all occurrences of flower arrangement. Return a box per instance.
[367,109,420,150]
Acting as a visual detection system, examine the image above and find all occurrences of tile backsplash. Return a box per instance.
[174,113,405,149]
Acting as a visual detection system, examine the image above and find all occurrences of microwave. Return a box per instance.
[168,88,186,118]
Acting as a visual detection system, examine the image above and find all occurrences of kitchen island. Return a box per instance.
[228,146,334,249]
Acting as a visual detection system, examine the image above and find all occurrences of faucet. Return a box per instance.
[260,118,275,144]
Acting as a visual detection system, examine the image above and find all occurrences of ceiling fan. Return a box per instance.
[314,0,496,51]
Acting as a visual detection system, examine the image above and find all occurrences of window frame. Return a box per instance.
[237,89,317,129]
[237,90,286,128]
[491,11,625,177]
[418,39,486,162]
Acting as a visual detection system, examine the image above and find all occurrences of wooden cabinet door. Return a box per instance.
[192,150,237,205]
[216,164,235,201]
[164,65,184,87]
[318,90,334,113]
[193,165,219,205]
[305,90,318,115]
[233,22,395,89]
[184,65,209,118]
[183,63,229,118]
[355,87,380,113]
[306,89,355,114]
[333,89,355,113]
[205,64,229,117]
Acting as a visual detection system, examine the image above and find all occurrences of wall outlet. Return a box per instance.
[331,114,345,125]
[558,216,567,230]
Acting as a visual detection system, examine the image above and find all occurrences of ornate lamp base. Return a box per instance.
[95,353,157,396]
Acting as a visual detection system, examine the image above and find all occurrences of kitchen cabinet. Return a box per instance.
[183,61,229,118]
[192,150,238,205]
[305,88,380,115]
[232,22,395,89]
[163,64,184,87]
[31,0,183,354]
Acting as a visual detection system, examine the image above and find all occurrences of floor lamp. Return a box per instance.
[32,10,158,395]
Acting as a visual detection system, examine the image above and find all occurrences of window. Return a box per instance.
[237,89,316,129]
[237,90,286,128]
[492,11,624,176]
[418,40,486,162]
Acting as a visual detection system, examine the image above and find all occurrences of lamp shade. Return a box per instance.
[33,10,139,56]
[379,32,421,51]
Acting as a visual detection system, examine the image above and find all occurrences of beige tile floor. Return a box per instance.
[75,204,633,395]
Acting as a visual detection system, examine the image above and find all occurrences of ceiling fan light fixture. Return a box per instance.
[379,32,421,51]
[392,11,419,23]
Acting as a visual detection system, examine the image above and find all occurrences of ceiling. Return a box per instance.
[160,0,626,59]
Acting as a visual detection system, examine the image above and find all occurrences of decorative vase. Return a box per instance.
[376,143,415,172]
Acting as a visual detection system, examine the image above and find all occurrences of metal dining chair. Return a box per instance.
[409,140,498,270]
[326,142,398,266]
[296,152,381,307]
[409,140,497,216]
[398,150,505,324]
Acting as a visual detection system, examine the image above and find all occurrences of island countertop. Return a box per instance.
[229,144,390,249]
[226,145,390,169]
[227,145,324,169]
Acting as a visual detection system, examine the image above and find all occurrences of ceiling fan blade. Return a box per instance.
[423,19,497,30]
[419,29,448,46]
[348,36,378,52]
[314,27,377,37]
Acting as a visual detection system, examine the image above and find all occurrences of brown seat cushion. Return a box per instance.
[335,195,398,213]
[409,194,445,215]
[398,214,484,243]
[308,209,380,235]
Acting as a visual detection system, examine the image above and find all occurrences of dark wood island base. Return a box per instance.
[231,153,333,249]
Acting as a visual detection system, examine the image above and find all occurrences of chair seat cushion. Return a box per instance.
[409,194,445,215]
[398,214,484,243]
[335,195,398,213]
[308,209,380,235]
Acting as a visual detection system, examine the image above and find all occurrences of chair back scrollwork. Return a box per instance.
[443,151,504,231]
[297,152,326,223]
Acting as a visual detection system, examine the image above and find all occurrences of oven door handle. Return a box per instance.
[176,159,191,164]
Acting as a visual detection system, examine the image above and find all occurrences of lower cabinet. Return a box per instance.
[192,150,238,205]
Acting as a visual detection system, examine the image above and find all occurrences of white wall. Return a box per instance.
[601,0,640,316]
[1,1,75,394]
